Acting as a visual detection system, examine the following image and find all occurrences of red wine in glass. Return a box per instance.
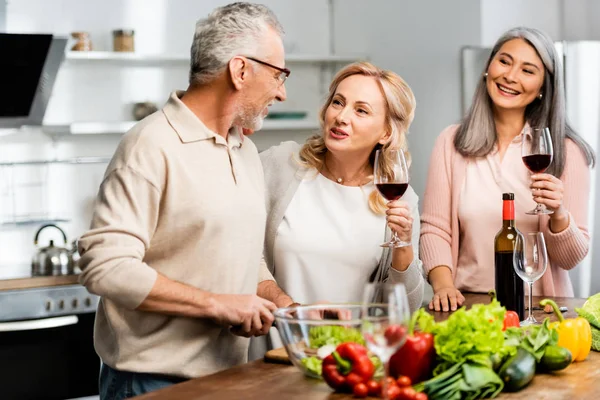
[522,154,552,173]
[522,127,553,215]
[373,149,410,248]
[375,183,408,201]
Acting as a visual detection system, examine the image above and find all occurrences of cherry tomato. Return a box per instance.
[384,325,407,346]
[352,383,369,398]
[366,380,381,396]
[384,376,398,388]
[346,372,364,388]
[413,392,428,400]
[386,384,402,400]
[397,387,418,400]
[396,375,412,388]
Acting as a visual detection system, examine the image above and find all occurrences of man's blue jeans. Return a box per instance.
[99,363,187,399]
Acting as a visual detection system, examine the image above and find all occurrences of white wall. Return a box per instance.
[333,0,482,199]
[481,0,600,44]
[480,0,563,45]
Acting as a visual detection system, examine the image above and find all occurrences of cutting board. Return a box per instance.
[263,347,292,364]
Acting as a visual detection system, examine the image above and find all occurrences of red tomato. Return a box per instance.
[386,384,402,400]
[346,372,364,388]
[384,377,398,388]
[366,380,381,396]
[396,375,412,387]
[397,387,418,400]
[384,325,407,346]
[413,392,428,400]
[352,382,369,398]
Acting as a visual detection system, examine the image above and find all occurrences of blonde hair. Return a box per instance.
[298,61,416,214]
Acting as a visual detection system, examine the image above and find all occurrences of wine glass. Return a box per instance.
[513,232,548,326]
[522,127,553,215]
[362,283,410,400]
[374,149,410,247]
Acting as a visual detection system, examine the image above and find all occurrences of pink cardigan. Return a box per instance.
[420,125,591,297]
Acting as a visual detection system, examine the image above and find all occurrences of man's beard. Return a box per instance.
[238,102,265,132]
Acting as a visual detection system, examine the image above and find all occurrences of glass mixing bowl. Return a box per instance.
[273,303,367,379]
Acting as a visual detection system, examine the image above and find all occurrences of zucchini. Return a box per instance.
[538,345,572,372]
[498,347,536,392]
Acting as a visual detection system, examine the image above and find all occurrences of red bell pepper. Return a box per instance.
[322,342,375,392]
[503,310,521,330]
[389,312,435,384]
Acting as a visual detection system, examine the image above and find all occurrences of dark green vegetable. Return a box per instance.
[498,347,536,392]
[413,361,504,400]
[538,345,572,372]
[489,352,505,372]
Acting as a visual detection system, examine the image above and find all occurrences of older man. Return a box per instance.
[78,3,294,398]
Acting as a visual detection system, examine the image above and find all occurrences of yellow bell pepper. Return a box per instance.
[540,299,592,362]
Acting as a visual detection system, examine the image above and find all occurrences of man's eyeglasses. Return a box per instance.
[245,56,290,85]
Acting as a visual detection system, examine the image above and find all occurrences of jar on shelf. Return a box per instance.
[113,29,135,52]
[70,32,92,51]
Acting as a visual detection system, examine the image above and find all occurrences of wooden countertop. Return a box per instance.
[135,294,600,400]
[0,274,80,291]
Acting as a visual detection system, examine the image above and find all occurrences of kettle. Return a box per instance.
[31,224,75,276]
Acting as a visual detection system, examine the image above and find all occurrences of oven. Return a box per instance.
[0,283,100,400]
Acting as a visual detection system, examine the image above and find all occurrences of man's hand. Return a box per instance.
[209,294,277,337]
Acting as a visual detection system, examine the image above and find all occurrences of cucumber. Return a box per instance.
[489,352,505,372]
[498,347,536,392]
[538,345,572,372]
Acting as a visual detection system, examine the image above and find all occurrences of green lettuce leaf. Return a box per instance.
[307,325,365,348]
[591,327,600,352]
[576,307,600,331]
[417,300,509,373]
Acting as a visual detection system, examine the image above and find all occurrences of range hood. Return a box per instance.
[0,33,67,128]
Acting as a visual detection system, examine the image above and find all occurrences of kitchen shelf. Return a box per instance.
[43,119,319,136]
[0,215,70,228]
[0,156,110,166]
[64,51,365,67]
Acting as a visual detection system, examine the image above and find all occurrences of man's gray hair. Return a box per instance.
[189,2,284,85]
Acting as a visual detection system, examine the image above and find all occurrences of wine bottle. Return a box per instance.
[494,193,525,321]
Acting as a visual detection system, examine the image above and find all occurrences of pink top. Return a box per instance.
[420,125,591,297]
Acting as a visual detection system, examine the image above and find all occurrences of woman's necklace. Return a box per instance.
[323,159,370,186]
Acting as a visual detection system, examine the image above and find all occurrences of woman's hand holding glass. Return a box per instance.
[374,149,411,248]
[386,200,413,244]
[530,173,566,214]
[522,127,555,215]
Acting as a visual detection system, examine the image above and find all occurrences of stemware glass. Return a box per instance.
[513,232,548,326]
[373,149,410,247]
[362,283,410,400]
[522,127,554,215]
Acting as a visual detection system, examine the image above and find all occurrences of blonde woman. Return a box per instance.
[260,62,424,311]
